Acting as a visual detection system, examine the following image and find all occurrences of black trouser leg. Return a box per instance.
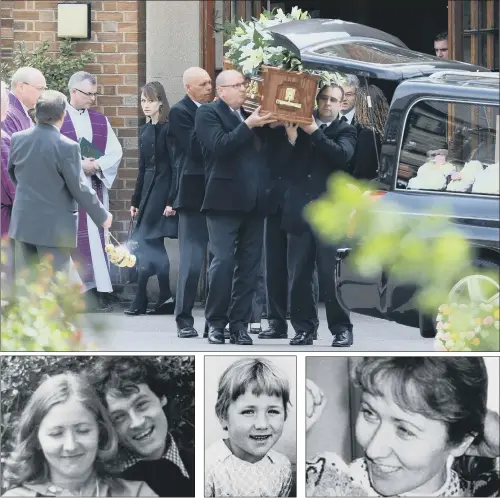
[228,212,264,331]
[316,239,352,334]
[264,210,288,333]
[175,211,209,327]
[287,230,317,334]
[205,213,240,329]
[250,253,265,324]
[143,237,171,303]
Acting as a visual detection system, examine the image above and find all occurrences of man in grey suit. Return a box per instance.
[8,90,112,274]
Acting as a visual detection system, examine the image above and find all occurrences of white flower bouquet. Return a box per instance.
[223,7,346,88]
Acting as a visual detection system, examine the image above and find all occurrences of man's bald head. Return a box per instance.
[182,66,212,103]
[10,67,46,110]
[215,70,247,110]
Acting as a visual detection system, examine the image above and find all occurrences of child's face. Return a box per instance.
[222,391,286,464]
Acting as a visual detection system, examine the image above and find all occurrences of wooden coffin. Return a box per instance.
[261,66,320,125]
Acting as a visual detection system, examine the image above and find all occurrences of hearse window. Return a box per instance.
[313,42,435,64]
[397,99,499,195]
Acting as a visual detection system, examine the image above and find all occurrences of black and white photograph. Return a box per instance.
[204,355,297,497]
[305,356,500,497]
[0,355,195,497]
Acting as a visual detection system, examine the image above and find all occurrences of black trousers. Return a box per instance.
[264,209,319,333]
[288,228,352,335]
[175,210,208,327]
[205,211,264,330]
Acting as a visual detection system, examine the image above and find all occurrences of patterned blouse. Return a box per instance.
[205,439,293,497]
[306,453,500,497]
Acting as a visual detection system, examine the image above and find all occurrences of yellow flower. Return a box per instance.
[494,309,500,320]
[471,337,480,346]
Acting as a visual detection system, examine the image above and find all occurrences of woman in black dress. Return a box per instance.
[126,81,178,315]
[350,84,389,181]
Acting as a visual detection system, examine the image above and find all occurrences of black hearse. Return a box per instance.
[266,20,500,337]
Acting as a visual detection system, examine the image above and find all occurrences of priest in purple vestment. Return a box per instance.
[61,71,123,312]
[1,67,46,237]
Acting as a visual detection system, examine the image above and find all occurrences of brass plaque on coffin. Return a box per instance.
[261,66,320,125]
[242,72,264,114]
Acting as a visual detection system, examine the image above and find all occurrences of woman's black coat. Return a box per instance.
[131,121,178,240]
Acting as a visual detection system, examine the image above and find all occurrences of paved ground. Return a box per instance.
[81,304,436,351]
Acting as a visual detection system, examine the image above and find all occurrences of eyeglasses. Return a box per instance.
[318,95,340,103]
[219,82,248,90]
[23,82,47,91]
[343,92,356,98]
[75,88,99,98]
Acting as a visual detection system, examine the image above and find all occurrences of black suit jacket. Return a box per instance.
[282,118,357,234]
[169,95,205,211]
[195,99,275,214]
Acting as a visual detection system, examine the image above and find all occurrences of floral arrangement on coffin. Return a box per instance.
[472,162,500,195]
[407,154,456,190]
[224,7,346,88]
[435,302,500,352]
[446,160,484,192]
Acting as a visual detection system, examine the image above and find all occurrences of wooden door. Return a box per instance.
[449,0,499,70]
[200,0,263,83]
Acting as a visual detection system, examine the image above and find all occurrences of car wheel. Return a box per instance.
[419,312,436,338]
[448,260,499,308]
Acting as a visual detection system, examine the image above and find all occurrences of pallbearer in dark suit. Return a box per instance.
[282,84,357,347]
[194,70,277,345]
[169,67,213,338]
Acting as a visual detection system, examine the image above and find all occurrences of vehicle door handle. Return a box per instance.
[336,248,352,261]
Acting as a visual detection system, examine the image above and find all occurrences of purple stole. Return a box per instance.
[1,93,33,236]
[60,109,108,284]
[1,132,13,236]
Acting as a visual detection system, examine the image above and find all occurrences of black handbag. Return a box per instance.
[121,216,139,284]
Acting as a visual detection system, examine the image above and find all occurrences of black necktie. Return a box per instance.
[320,123,328,130]
[340,115,348,123]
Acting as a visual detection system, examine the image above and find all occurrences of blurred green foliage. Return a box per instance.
[1,239,88,351]
[305,173,499,351]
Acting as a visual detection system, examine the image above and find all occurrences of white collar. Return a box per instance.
[68,103,87,115]
[341,107,356,124]
[191,98,202,107]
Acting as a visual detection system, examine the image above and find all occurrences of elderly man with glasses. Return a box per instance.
[60,71,123,313]
[1,67,46,238]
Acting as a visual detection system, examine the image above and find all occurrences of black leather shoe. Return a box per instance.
[230,329,253,345]
[146,297,175,315]
[124,301,148,315]
[208,327,225,344]
[258,327,288,339]
[290,331,314,345]
[331,329,353,347]
[177,326,199,338]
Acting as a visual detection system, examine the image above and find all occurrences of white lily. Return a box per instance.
[300,11,310,20]
[240,47,265,74]
[290,6,302,20]
[274,8,288,22]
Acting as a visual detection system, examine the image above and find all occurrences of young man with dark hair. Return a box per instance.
[88,357,194,497]
[434,32,449,59]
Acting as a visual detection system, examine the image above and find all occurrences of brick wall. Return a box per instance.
[1,0,146,287]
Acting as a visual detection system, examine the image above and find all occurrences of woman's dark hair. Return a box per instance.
[141,81,170,124]
[353,357,488,446]
[355,84,389,137]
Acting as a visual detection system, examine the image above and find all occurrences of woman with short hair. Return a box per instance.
[306,357,500,496]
